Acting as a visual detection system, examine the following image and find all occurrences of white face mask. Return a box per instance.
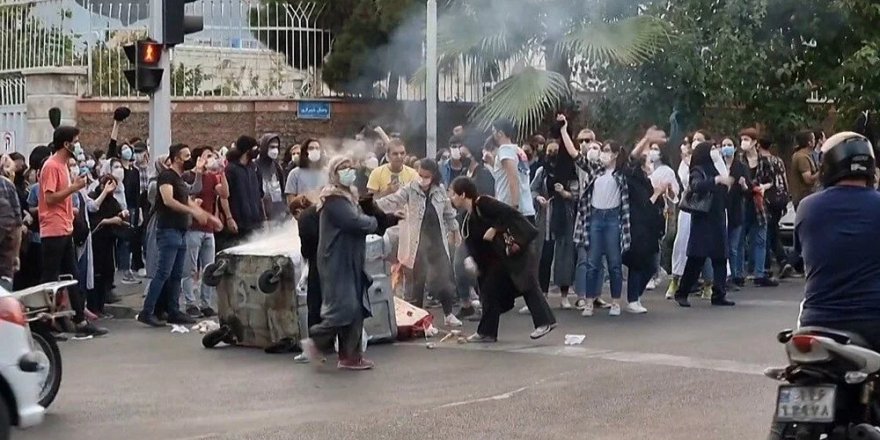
[207,159,221,171]
[364,157,379,170]
[450,147,461,160]
[587,149,600,162]
[85,159,95,169]
[111,167,125,181]
[308,150,321,163]
[338,168,356,186]
[267,148,279,160]
[741,140,753,150]
[648,150,661,163]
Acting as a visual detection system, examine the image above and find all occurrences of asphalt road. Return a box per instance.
[14,279,804,440]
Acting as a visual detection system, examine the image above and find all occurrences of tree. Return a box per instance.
[427,0,672,137]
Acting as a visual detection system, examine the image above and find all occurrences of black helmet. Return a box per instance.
[820,131,877,187]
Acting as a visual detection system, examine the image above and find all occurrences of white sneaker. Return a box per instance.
[609,303,621,316]
[444,314,463,327]
[580,302,594,317]
[624,301,648,314]
[646,279,656,291]
[293,353,310,364]
[137,268,147,278]
[560,296,573,310]
[470,299,481,309]
[518,306,531,315]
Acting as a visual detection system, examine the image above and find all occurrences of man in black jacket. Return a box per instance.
[225,136,266,245]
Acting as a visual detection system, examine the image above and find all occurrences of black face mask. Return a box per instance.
[183,158,196,171]
[247,149,259,160]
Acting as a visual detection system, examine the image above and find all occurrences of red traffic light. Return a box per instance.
[140,42,162,66]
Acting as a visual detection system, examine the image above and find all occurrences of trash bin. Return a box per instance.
[202,231,303,349]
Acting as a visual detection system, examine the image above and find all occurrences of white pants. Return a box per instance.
[671,211,732,278]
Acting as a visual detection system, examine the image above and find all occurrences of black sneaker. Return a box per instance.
[594,298,612,309]
[76,321,109,337]
[137,313,165,328]
[186,305,204,318]
[711,298,736,306]
[733,278,746,287]
[167,313,196,325]
[200,307,216,318]
[754,277,779,287]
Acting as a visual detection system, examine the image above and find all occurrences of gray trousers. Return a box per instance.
[310,314,364,361]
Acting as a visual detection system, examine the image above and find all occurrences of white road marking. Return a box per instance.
[436,386,530,409]
[399,342,770,376]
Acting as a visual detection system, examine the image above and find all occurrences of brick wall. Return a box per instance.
[74,98,473,157]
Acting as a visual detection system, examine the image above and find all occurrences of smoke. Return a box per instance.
[223,219,302,259]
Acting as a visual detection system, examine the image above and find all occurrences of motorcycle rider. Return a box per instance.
[796,131,880,348]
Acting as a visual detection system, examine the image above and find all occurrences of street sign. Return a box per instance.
[2,131,14,153]
[298,101,331,120]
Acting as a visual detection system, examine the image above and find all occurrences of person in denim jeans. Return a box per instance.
[181,148,227,318]
[558,114,633,317]
[139,144,221,328]
[739,133,780,287]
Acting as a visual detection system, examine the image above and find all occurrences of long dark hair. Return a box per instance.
[605,140,628,171]
[418,158,442,187]
[298,138,323,169]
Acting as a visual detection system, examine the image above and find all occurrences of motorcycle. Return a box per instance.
[12,279,76,409]
[765,327,880,439]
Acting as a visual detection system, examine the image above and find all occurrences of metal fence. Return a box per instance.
[0,0,493,102]
[0,75,27,153]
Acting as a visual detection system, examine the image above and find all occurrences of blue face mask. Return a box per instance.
[121,148,134,161]
[338,168,357,186]
[722,146,735,158]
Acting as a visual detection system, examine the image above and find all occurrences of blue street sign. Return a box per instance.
[298,101,331,120]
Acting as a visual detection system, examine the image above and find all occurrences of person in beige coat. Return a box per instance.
[376,158,462,327]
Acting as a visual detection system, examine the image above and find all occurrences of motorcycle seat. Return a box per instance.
[796,326,873,349]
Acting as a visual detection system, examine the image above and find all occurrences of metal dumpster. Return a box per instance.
[202,226,303,349]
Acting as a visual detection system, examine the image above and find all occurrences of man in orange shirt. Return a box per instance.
[39,126,108,337]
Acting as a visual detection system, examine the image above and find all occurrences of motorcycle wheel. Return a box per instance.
[0,393,10,440]
[30,323,63,408]
[768,422,825,440]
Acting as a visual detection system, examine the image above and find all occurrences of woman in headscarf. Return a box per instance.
[673,142,736,307]
[301,155,378,371]
[87,174,127,316]
[143,154,170,322]
[256,134,288,223]
[375,158,462,327]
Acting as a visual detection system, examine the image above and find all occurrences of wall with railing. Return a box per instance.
[0,0,503,102]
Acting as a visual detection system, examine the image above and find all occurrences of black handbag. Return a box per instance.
[679,170,713,214]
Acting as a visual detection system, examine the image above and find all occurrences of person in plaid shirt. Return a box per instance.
[558,114,637,318]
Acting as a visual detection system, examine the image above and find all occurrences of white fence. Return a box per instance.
[0,75,27,153]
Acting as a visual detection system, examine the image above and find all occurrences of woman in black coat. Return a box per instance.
[674,142,736,307]
[449,176,556,343]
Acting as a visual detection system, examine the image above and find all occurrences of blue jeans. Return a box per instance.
[728,224,744,279]
[741,209,767,278]
[142,229,187,317]
[627,253,659,303]
[182,230,216,309]
[576,208,623,299]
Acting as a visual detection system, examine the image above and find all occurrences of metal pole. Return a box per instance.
[425,0,438,159]
[149,0,171,158]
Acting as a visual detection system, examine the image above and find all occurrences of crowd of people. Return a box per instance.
[0,106,825,370]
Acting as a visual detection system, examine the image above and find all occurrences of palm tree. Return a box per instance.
[430,0,672,137]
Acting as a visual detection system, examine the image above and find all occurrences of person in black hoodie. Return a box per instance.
[225,136,266,244]
[256,133,288,223]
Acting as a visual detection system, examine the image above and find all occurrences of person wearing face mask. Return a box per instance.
[355,152,379,195]
[300,155,379,370]
[113,144,141,285]
[644,142,681,291]
[559,115,634,317]
[673,142,736,307]
[255,134,288,223]
[282,143,302,175]
[285,138,328,205]
[87,174,127,318]
[721,137,752,290]
[375,158,463,327]
[530,140,580,309]
[38,126,108,336]
[739,129,781,287]
[225,136,267,244]
[440,135,469,187]
[666,136,716,300]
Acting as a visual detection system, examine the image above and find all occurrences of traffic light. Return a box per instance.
[162,0,204,47]
[123,40,164,94]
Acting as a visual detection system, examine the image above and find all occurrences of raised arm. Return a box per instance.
[557,114,579,159]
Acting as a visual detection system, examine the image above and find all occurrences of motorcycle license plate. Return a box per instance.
[775,385,836,423]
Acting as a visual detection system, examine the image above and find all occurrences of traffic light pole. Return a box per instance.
[425,0,438,159]
[149,0,171,159]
